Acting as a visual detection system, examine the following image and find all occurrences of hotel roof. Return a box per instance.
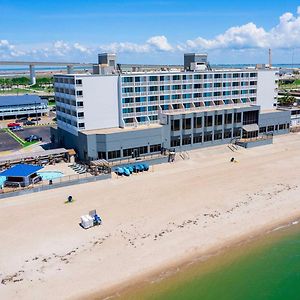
[0,94,46,107]
[0,164,43,177]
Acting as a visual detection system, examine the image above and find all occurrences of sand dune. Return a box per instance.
[1,133,300,299]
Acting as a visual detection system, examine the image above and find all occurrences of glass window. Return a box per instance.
[234,112,242,123]
[215,114,223,126]
[194,116,202,128]
[182,118,192,130]
[171,119,180,131]
[204,115,213,127]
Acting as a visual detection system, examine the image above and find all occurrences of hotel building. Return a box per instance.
[52,53,290,161]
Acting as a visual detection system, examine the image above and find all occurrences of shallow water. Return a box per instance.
[122,221,300,300]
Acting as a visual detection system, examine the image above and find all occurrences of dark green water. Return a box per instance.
[123,222,300,300]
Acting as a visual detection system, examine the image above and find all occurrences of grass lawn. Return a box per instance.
[279,79,300,90]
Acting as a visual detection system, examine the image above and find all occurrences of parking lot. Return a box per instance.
[0,130,22,152]
[15,126,52,143]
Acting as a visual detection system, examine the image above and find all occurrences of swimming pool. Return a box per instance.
[0,176,5,188]
[37,171,64,181]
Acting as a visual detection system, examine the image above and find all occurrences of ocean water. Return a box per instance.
[122,221,300,300]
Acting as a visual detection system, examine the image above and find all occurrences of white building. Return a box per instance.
[53,53,278,135]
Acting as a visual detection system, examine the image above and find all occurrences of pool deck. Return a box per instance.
[41,162,78,176]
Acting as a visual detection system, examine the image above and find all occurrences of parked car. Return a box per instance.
[16,117,28,123]
[23,120,35,126]
[7,122,21,128]
[11,126,24,131]
[25,135,42,142]
[31,117,41,121]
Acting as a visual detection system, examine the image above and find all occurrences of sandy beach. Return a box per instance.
[1,133,300,300]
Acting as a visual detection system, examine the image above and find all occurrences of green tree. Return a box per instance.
[278,91,297,106]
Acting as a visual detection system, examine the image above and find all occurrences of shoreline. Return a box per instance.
[83,213,300,300]
[1,134,300,300]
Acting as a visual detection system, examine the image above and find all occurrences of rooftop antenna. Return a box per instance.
[268,48,272,67]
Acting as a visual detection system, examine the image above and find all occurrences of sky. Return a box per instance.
[0,0,300,64]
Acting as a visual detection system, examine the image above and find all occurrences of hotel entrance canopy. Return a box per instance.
[242,124,259,132]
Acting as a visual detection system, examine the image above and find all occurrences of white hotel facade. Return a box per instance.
[54,53,278,135]
[52,54,289,162]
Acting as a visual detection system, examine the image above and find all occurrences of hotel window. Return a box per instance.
[224,129,232,139]
[204,115,213,127]
[249,89,256,94]
[171,119,180,131]
[232,90,240,95]
[233,128,241,137]
[172,85,181,90]
[122,87,133,93]
[223,82,231,87]
[214,131,222,140]
[267,125,274,132]
[182,118,192,130]
[214,91,221,97]
[250,81,257,86]
[77,112,84,118]
[241,73,249,78]
[203,92,212,97]
[234,112,242,123]
[193,133,202,144]
[77,101,84,107]
[182,135,192,145]
[232,82,240,87]
[215,114,223,126]
[160,95,170,100]
[149,96,158,102]
[183,94,192,99]
[182,84,192,90]
[160,85,170,91]
[204,132,213,142]
[76,90,83,96]
[78,123,85,128]
[194,116,202,128]
[204,74,213,79]
[223,91,231,96]
[194,74,202,80]
[149,115,158,121]
[136,107,147,113]
[160,76,169,81]
[279,124,285,130]
[223,73,232,79]
[135,97,146,103]
[233,73,240,78]
[122,108,134,113]
[135,87,146,93]
[250,73,257,77]
[172,94,181,100]
[171,136,180,147]
[182,75,192,80]
[194,83,202,89]
[204,83,212,88]
[214,74,222,79]
[122,77,133,83]
[194,93,202,98]
[149,76,158,82]
[75,79,82,85]
[214,83,221,88]
[122,97,134,104]
[183,103,191,109]
[172,75,181,80]
[149,86,158,91]
[224,113,232,124]
[150,144,161,153]
[241,82,248,86]
[241,90,248,95]
[108,150,121,159]
[148,105,158,111]
[171,136,181,147]
[259,127,267,133]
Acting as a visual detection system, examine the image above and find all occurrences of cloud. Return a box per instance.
[184,6,300,50]
[98,35,173,53]
[1,6,300,61]
[0,40,24,59]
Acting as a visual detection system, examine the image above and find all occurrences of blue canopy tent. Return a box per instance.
[0,164,43,187]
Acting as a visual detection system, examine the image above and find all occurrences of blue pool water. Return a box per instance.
[37,171,64,180]
[0,171,63,187]
[0,176,5,188]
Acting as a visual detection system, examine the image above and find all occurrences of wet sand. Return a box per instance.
[1,133,300,300]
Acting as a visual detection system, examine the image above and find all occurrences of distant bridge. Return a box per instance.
[0,61,94,84]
